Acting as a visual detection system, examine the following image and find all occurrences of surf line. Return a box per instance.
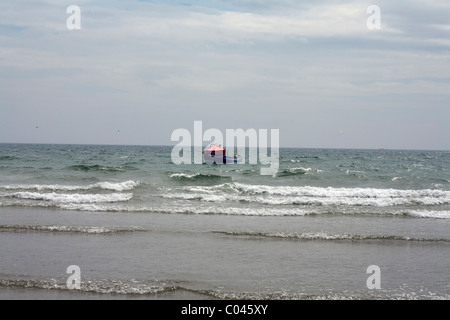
[171,121,279,175]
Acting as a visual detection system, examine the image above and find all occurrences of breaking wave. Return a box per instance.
[159,183,450,208]
[169,173,232,184]
[0,181,141,192]
[26,202,448,219]
[50,203,315,216]
[0,278,180,295]
[0,180,139,209]
[407,210,450,219]
[1,180,449,218]
[232,183,449,198]
[213,231,450,242]
[1,277,448,300]
[0,224,146,234]
[6,192,133,204]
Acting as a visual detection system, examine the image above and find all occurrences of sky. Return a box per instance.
[0,0,449,150]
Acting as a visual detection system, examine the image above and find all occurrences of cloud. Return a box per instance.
[0,0,449,148]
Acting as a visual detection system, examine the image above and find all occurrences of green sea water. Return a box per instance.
[0,143,449,299]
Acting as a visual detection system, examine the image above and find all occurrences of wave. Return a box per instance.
[0,278,180,295]
[54,203,315,216]
[162,193,229,202]
[231,183,450,206]
[276,167,322,177]
[95,181,140,191]
[213,231,450,242]
[202,288,450,300]
[407,210,450,219]
[67,165,138,172]
[1,181,449,218]
[5,192,133,204]
[0,155,20,161]
[1,277,447,300]
[0,224,146,234]
[0,181,141,192]
[169,173,232,183]
[159,183,450,207]
[3,201,447,219]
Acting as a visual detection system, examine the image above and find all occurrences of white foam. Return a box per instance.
[181,184,233,193]
[10,192,133,204]
[407,210,450,219]
[35,200,450,219]
[59,203,313,216]
[169,183,450,207]
[0,181,140,192]
[0,225,144,233]
[233,183,450,201]
[162,193,228,202]
[0,278,178,295]
[95,181,140,191]
[169,173,199,179]
[237,195,410,206]
[290,167,322,173]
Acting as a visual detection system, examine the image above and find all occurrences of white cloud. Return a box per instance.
[1,0,449,148]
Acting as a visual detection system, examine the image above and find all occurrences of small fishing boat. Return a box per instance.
[203,143,242,164]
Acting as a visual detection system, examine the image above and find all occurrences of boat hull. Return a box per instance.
[203,155,242,164]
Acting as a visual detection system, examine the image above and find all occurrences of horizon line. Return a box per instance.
[0,141,448,152]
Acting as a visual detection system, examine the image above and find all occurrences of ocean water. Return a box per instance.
[0,143,449,300]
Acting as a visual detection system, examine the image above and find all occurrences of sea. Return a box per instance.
[0,143,449,300]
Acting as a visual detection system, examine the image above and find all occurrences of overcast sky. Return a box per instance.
[0,0,449,149]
